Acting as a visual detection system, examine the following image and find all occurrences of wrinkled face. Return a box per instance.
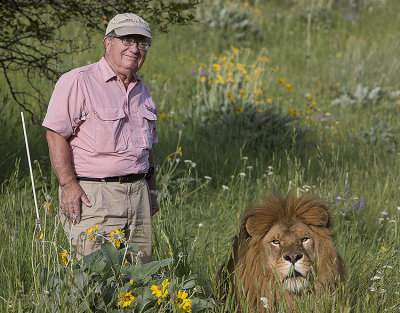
[103,34,148,77]
[262,222,318,294]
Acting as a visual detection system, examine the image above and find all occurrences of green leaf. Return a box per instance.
[122,258,173,284]
[190,298,213,312]
[100,242,121,272]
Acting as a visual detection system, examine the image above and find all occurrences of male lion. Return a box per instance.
[218,193,345,311]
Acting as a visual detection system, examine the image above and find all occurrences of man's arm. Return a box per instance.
[46,129,91,224]
[148,149,159,215]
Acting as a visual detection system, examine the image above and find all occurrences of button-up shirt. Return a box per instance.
[43,57,158,178]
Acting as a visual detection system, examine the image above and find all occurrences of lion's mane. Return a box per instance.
[218,193,345,311]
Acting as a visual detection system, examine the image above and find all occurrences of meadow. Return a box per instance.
[1,0,400,312]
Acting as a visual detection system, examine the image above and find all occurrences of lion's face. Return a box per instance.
[220,193,345,311]
[262,222,318,294]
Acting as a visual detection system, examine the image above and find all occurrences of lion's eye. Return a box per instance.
[301,237,310,243]
[271,240,280,246]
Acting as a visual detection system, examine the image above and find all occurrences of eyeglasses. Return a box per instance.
[115,36,150,51]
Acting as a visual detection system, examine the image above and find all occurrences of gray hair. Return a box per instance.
[105,30,116,40]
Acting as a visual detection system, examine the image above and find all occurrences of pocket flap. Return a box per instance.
[95,107,125,121]
[138,102,157,121]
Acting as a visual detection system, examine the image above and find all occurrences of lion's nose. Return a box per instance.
[283,252,303,264]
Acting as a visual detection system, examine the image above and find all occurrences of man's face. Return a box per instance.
[104,34,148,77]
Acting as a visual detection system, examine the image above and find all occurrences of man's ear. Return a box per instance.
[103,37,112,52]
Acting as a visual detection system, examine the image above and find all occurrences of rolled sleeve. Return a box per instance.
[43,71,86,138]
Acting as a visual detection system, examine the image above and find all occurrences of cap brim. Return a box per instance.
[114,27,152,39]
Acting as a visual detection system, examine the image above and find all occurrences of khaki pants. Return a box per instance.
[60,179,152,263]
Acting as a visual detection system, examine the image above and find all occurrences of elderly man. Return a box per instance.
[43,13,159,263]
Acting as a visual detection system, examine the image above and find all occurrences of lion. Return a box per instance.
[217,192,345,312]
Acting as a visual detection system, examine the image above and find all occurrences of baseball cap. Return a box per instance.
[105,13,152,39]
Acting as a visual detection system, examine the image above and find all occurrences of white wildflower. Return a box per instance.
[371,276,381,281]
[204,176,212,180]
[222,185,229,190]
[239,172,246,177]
[247,165,253,170]
[260,297,269,309]
[242,156,248,160]
[198,223,204,228]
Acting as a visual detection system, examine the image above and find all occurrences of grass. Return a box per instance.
[1,0,400,311]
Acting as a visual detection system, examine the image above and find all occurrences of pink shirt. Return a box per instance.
[43,57,158,178]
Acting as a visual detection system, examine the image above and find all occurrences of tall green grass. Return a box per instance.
[1,0,400,311]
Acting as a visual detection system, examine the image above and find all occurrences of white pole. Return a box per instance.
[21,112,41,227]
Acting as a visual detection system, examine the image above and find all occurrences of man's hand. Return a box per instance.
[150,193,159,216]
[61,181,92,224]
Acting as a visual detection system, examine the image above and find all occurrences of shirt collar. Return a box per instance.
[99,57,142,84]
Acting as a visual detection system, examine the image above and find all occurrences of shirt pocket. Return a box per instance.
[93,105,128,153]
[133,101,157,149]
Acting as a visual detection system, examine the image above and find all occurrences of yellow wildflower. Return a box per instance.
[43,201,51,213]
[122,259,130,267]
[259,56,269,63]
[130,279,134,284]
[8,301,15,311]
[381,246,388,252]
[286,83,292,90]
[212,64,220,71]
[200,76,206,83]
[110,227,126,248]
[227,92,236,103]
[178,146,182,157]
[117,291,135,308]
[175,290,192,313]
[221,56,227,63]
[256,108,263,113]
[61,250,69,266]
[160,113,167,120]
[169,248,173,255]
[151,279,170,305]
[236,63,247,74]
[36,233,44,241]
[228,62,234,68]
[235,106,244,115]
[289,108,297,117]
[266,98,272,104]
[215,75,223,83]
[232,47,239,55]
[239,89,246,98]
[278,78,285,84]
[86,225,99,242]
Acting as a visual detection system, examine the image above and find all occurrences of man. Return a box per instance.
[43,13,159,263]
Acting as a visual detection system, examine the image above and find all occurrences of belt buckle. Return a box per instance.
[118,176,125,184]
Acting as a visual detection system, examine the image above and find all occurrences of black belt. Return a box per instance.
[76,173,146,183]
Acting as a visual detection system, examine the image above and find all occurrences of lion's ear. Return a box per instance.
[245,216,272,237]
[299,206,329,228]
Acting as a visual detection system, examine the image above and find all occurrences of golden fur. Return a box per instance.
[218,193,345,311]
